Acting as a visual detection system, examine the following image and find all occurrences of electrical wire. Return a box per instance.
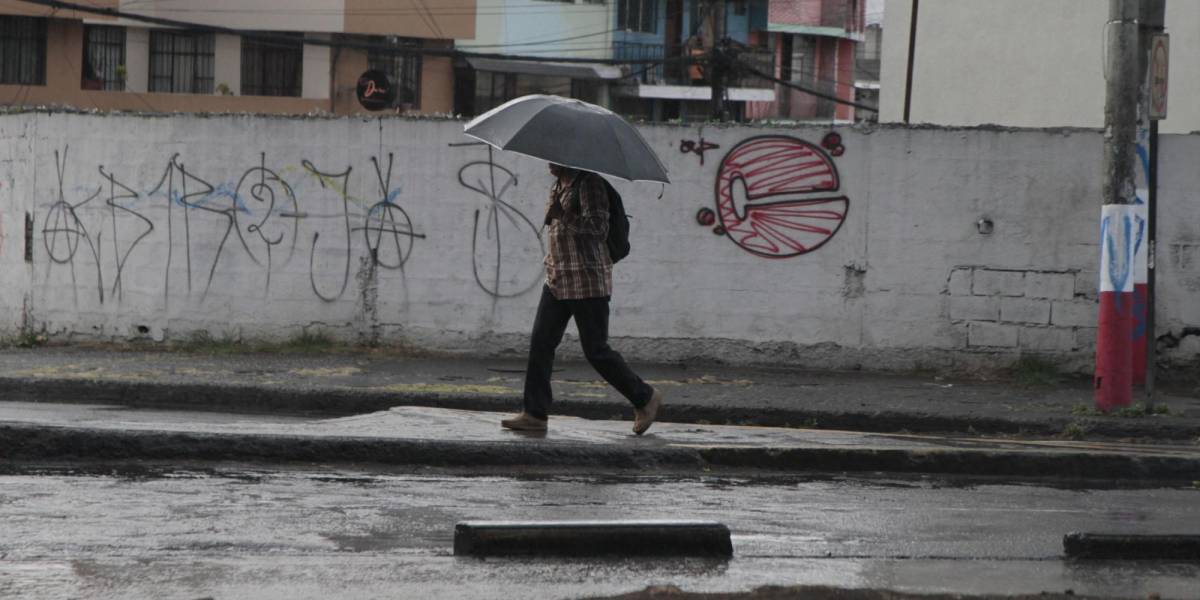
[15,0,676,66]
[734,57,878,113]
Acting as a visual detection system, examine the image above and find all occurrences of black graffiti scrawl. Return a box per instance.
[40,148,425,305]
[451,142,544,298]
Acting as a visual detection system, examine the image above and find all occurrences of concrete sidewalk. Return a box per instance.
[2,402,1198,480]
[0,347,1197,442]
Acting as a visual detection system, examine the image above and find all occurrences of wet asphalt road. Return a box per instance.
[2,465,1198,599]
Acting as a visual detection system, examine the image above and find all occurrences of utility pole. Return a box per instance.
[1095,0,1141,412]
[1140,0,1166,407]
[709,0,728,121]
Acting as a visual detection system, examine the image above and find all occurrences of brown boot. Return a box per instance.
[633,389,663,435]
[501,412,548,431]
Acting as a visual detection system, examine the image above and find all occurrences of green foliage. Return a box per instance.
[172,330,337,354]
[1060,421,1087,440]
[1010,355,1061,386]
[1073,402,1171,418]
[12,330,47,348]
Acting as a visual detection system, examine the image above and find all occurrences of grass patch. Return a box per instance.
[170,330,339,355]
[173,331,245,354]
[1072,402,1170,418]
[275,330,337,353]
[1060,421,1087,440]
[13,330,47,348]
[1009,355,1061,386]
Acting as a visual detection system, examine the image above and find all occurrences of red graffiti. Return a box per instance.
[707,135,849,259]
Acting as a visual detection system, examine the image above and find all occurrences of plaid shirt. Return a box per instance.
[543,171,612,299]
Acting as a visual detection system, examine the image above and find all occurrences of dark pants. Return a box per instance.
[523,285,653,420]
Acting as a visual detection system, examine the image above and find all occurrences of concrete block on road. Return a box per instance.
[1063,533,1200,559]
[453,520,733,558]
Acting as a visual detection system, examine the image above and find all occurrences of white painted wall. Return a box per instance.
[2,112,1198,371]
[124,27,149,94]
[302,33,332,100]
[213,33,242,96]
[880,0,1200,135]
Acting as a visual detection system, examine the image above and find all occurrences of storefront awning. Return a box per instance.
[465,57,624,81]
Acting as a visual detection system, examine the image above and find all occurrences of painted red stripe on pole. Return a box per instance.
[1095,204,1143,411]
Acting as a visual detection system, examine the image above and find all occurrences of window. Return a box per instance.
[82,26,125,91]
[367,36,421,107]
[241,33,303,97]
[149,31,214,94]
[0,16,47,85]
[474,71,515,114]
[618,0,657,34]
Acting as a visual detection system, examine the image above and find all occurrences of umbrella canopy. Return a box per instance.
[463,94,670,184]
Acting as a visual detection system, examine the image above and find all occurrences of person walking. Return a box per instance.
[501,163,663,434]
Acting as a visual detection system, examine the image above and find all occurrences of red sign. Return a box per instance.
[1149,34,1169,120]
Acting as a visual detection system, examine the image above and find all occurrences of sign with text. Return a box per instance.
[356,70,396,111]
[1149,34,1169,120]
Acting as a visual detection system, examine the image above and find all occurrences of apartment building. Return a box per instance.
[453,0,777,122]
[744,0,864,122]
[0,0,474,115]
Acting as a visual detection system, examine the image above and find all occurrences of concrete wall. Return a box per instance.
[880,0,1200,135]
[2,111,1198,371]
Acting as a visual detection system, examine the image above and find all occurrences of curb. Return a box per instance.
[1064,533,1200,559]
[453,521,733,557]
[4,376,1197,440]
[2,423,1198,481]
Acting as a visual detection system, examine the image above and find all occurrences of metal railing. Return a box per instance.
[614,42,774,89]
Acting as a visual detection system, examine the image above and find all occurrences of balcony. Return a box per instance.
[613,41,775,90]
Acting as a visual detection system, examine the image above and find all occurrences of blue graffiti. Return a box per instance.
[1100,211,1146,311]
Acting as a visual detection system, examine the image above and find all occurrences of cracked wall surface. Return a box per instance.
[1,111,1197,372]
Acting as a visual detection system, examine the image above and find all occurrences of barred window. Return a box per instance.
[618,0,657,34]
[83,26,125,91]
[149,30,214,94]
[367,36,421,108]
[241,33,303,97]
[0,16,47,86]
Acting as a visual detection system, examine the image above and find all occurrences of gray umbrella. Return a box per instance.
[463,94,670,184]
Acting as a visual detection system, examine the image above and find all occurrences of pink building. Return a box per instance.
[746,0,864,121]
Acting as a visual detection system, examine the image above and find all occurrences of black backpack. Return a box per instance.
[600,179,631,264]
[569,176,630,263]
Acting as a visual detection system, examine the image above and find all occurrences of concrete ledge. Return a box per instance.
[5,376,1197,440]
[453,521,733,557]
[2,421,1199,481]
[0,424,702,470]
[1063,533,1200,559]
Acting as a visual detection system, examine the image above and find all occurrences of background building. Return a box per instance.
[0,0,475,116]
[744,0,866,123]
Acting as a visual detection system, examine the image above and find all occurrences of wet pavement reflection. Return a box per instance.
[1,465,1197,599]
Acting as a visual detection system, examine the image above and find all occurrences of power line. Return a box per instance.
[734,58,879,113]
[17,0,673,66]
